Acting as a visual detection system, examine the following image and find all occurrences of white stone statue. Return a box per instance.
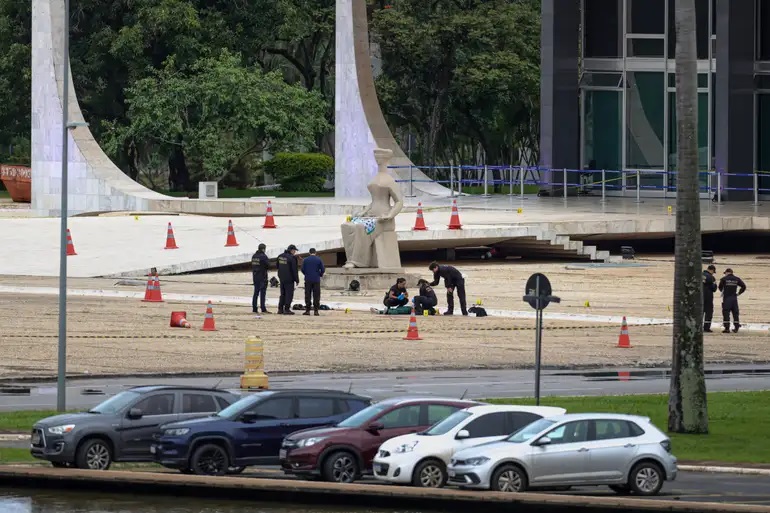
[340,148,404,269]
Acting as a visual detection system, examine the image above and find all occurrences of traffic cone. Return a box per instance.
[403,308,423,341]
[412,203,428,231]
[225,220,239,247]
[263,201,277,229]
[170,311,191,328]
[447,200,462,229]
[65,229,77,256]
[618,371,631,381]
[164,222,179,250]
[201,301,217,331]
[141,272,164,303]
[617,316,632,348]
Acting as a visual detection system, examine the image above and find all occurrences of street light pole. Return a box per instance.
[57,0,71,412]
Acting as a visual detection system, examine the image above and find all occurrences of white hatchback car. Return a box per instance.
[447,413,678,496]
[372,405,566,488]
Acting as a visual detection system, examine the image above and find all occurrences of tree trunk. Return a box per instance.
[668,0,708,434]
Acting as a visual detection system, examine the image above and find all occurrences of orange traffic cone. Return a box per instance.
[412,203,428,231]
[65,229,77,256]
[263,201,277,229]
[201,301,217,331]
[618,371,631,381]
[225,220,239,247]
[403,308,423,341]
[170,311,191,328]
[142,272,164,303]
[447,200,462,230]
[164,222,179,250]
[617,316,632,348]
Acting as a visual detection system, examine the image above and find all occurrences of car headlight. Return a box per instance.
[47,424,75,435]
[393,441,418,454]
[164,428,190,436]
[464,456,490,466]
[297,437,326,448]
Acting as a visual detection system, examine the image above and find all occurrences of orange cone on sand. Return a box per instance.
[65,229,77,256]
[617,316,632,348]
[447,200,462,229]
[201,301,217,331]
[263,201,277,229]
[170,311,191,328]
[225,220,239,247]
[412,203,428,231]
[164,222,179,250]
[142,272,164,303]
[403,308,423,341]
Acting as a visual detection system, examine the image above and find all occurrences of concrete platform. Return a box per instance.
[1,466,768,513]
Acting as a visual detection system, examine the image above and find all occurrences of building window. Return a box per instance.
[584,0,621,58]
[627,0,665,34]
[626,72,665,170]
[759,0,770,60]
[583,89,622,177]
[667,90,710,192]
[756,93,770,192]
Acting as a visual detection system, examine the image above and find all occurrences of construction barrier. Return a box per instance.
[240,336,269,389]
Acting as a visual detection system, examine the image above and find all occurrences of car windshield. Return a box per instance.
[336,403,388,428]
[506,418,556,443]
[216,393,271,419]
[421,410,472,436]
[89,391,142,414]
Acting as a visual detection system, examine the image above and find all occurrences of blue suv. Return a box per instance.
[152,389,371,475]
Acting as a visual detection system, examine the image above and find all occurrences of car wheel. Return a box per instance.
[75,439,112,470]
[491,464,528,493]
[610,484,631,495]
[412,459,447,488]
[323,451,359,483]
[227,466,246,475]
[629,462,664,496]
[191,444,229,476]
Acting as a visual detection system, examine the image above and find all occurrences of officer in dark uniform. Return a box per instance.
[383,278,409,308]
[702,264,717,332]
[277,244,300,315]
[251,243,270,314]
[301,248,325,316]
[718,268,747,333]
[429,261,468,316]
[413,279,438,315]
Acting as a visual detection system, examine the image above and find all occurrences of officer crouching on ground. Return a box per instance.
[301,248,325,316]
[413,279,438,315]
[251,243,270,314]
[702,264,717,332]
[718,268,747,333]
[277,244,300,315]
[384,278,409,309]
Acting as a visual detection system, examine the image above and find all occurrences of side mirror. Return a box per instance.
[456,429,470,440]
[241,412,259,423]
[533,436,552,447]
[367,422,384,433]
[127,408,143,419]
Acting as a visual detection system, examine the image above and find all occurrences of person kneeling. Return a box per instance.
[371,278,410,314]
[413,279,438,315]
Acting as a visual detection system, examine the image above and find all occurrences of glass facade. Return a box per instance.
[757,1,770,193]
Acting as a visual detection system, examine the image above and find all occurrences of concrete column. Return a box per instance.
[715,0,755,201]
[539,0,580,196]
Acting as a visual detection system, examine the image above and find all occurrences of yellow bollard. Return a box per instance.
[240,336,269,390]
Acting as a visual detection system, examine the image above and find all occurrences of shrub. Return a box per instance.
[264,153,333,192]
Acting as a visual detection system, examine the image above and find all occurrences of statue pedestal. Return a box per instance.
[322,268,421,291]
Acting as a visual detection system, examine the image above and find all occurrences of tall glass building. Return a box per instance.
[540,0,767,200]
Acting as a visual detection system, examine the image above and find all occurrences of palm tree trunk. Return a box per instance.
[668,0,708,434]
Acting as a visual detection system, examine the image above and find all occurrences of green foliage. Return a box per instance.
[264,152,333,192]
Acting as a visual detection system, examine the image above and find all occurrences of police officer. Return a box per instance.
[429,261,468,316]
[413,279,438,316]
[251,243,270,314]
[384,278,409,309]
[718,268,747,333]
[702,264,717,332]
[277,244,299,315]
[301,248,325,316]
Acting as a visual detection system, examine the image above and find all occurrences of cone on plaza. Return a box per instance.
[170,311,191,328]
[412,202,428,231]
[201,301,217,331]
[263,201,277,229]
[447,200,462,229]
[65,229,77,256]
[142,272,164,303]
[617,316,632,348]
[225,220,239,247]
[403,308,423,341]
[164,222,179,250]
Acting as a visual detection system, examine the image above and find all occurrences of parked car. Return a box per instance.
[152,389,371,475]
[373,404,566,488]
[447,413,677,496]
[280,397,480,483]
[30,385,239,470]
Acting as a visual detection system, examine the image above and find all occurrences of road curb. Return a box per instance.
[679,464,770,476]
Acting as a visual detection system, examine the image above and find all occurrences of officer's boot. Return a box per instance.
[303,307,311,316]
[703,322,712,333]
[723,323,731,334]
[314,308,320,316]
[733,323,741,333]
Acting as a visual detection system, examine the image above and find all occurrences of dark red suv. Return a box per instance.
[279,397,480,483]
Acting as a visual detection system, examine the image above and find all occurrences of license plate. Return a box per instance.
[150,445,156,454]
[279,449,287,460]
[31,432,40,445]
[373,463,382,473]
[448,470,456,477]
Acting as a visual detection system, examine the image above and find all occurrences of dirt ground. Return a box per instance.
[1,254,769,378]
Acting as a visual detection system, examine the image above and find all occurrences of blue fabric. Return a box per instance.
[301,255,325,283]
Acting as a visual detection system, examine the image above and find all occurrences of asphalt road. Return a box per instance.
[1,364,769,412]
